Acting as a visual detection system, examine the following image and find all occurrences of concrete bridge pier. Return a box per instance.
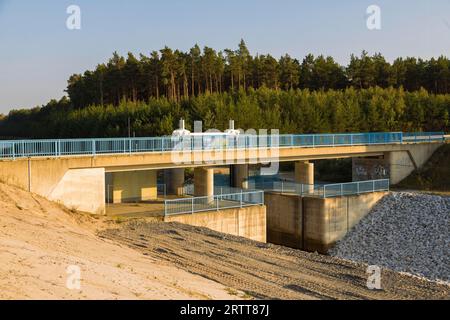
[295,161,314,193]
[194,167,214,202]
[165,168,185,196]
[232,164,249,189]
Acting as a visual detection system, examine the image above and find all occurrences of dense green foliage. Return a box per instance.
[1,40,449,138]
[1,87,448,139]
[64,40,450,108]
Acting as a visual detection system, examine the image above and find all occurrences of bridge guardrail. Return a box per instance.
[402,132,446,143]
[183,184,258,196]
[0,132,445,160]
[164,190,264,216]
[259,179,390,198]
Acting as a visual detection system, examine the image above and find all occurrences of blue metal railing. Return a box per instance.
[403,132,446,143]
[164,190,265,216]
[259,179,390,198]
[183,184,258,197]
[0,132,445,160]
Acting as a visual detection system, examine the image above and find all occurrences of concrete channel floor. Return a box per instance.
[106,200,166,219]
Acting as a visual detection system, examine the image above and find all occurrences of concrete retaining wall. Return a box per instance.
[164,205,267,242]
[265,192,387,253]
[265,193,303,249]
[303,192,387,253]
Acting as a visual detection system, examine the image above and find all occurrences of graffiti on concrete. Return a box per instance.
[353,158,389,181]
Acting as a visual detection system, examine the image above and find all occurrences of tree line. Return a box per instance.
[1,40,449,139]
[1,87,448,139]
[65,40,450,109]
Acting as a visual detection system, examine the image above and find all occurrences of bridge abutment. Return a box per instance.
[50,168,105,215]
[384,143,441,184]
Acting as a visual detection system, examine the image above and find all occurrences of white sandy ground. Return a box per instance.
[0,183,244,300]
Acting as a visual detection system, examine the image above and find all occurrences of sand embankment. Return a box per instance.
[0,183,242,300]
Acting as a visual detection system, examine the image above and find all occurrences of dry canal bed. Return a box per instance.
[99,221,449,300]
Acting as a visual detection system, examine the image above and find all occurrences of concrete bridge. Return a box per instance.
[0,132,446,217]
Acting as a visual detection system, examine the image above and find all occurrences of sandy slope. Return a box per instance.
[0,183,242,300]
[101,221,450,300]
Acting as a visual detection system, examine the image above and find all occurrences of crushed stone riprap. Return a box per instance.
[329,192,450,284]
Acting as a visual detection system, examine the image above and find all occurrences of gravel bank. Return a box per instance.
[330,192,450,284]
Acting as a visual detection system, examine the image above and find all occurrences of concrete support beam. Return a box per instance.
[194,167,214,199]
[232,164,249,189]
[165,168,185,196]
[295,161,314,185]
[109,170,157,204]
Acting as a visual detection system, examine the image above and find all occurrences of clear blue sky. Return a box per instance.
[1,0,449,113]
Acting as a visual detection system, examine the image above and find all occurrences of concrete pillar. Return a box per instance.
[295,161,314,185]
[110,170,157,204]
[105,172,113,204]
[165,168,185,196]
[194,167,214,200]
[232,164,249,189]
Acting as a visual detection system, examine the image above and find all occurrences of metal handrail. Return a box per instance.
[164,190,264,216]
[0,132,445,160]
[183,184,258,196]
[261,179,390,198]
